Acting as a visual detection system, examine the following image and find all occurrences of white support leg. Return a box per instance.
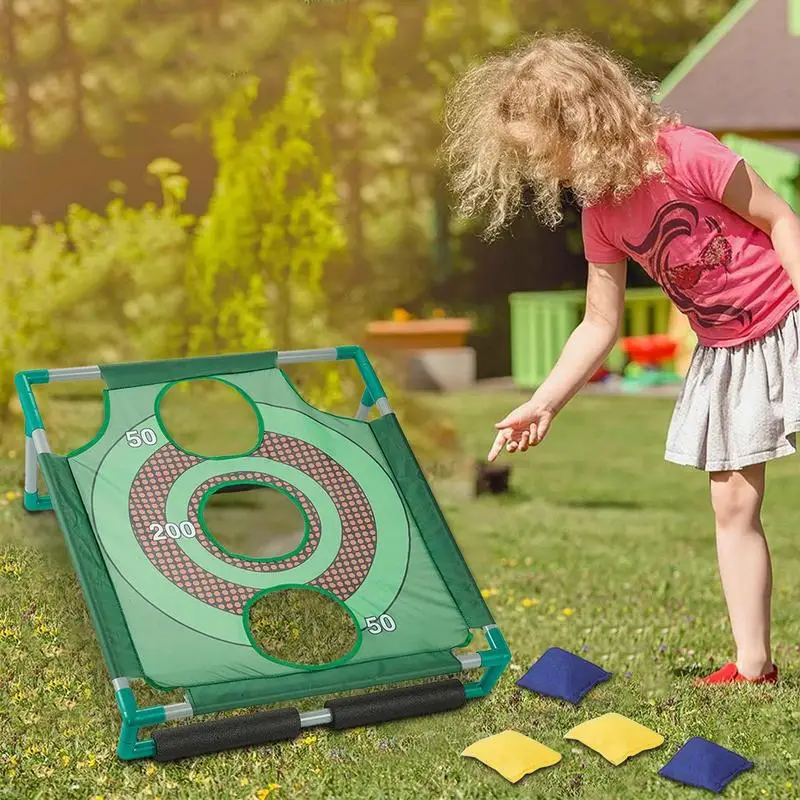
[24,435,38,495]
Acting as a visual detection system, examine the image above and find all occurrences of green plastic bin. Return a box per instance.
[510,288,671,388]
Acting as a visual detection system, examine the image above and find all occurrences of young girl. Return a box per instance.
[443,32,800,684]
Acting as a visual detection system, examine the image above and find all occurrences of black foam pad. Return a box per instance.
[325,679,466,730]
[152,707,301,761]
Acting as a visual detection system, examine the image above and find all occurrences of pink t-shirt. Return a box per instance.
[581,125,797,347]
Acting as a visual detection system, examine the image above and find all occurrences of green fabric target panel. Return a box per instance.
[16,347,510,761]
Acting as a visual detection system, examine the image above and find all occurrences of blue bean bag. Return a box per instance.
[659,737,753,793]
[516,647,611,704]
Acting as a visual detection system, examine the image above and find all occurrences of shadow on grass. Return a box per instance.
[560,499,643,511]
[480,487,533,503]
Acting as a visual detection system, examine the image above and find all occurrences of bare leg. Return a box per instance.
[709,463,773,678]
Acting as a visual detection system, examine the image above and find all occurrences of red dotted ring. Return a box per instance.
[128,431,378,614]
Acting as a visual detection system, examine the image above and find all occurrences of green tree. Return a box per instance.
[1,0,307,153]
[189,62,346,358]
[0,165,192,421]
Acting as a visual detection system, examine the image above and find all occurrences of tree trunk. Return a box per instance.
[347,131,367,286]
[431,170,453,284]
[3,0,32,149]
[57,0,85,138]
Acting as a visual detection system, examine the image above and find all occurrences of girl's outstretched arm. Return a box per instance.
[488,259,626,461]
[722,161,800,292]
[534,259,628,413]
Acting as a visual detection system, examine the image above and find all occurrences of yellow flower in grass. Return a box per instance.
[301,734,318,746]
[520,598,538,608]
[480,588,499,599]
[145,765,157,777]
[240,777,250,787]
[255,785,281,799]
[1,557,23,577]
[5,491,16,501]
[35,622,59,637]
[562,608,574,617]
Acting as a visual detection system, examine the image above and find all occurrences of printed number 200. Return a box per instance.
[150,521,197,541]
[365,614,397,635]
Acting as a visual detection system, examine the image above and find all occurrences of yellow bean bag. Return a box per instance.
[462,730,562,783]
[564,713,664,765]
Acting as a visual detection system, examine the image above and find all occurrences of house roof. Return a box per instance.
[658,0,800,136]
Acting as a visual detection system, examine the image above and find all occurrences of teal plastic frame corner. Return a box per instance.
[463,625,511,700]
[114,684,164,760]
[336,346,387,405]
[14,369,53,512]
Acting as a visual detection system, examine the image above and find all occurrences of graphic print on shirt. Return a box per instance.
[622,200,751,330]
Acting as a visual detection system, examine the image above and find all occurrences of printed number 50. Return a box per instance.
[126,428,158,448]
[365,614,397,635]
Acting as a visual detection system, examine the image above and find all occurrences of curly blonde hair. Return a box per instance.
[442,31,678,237]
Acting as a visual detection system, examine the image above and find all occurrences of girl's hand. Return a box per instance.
[487,399,554,462]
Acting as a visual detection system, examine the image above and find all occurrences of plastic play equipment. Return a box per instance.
[15,347,509,762]
[619,334,683,391]
[510,288,671,388]
[621,334,677,365]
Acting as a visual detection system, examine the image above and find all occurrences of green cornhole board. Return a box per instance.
[15,346,509,760]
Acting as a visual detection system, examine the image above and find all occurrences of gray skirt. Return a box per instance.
[665,306,800,472]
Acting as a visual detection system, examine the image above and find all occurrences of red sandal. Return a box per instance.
[694,662,778,686]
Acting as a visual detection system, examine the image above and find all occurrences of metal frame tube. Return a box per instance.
[299,709,333,728]
[31,428,52,454]
[47,366,102,382]
[163,702,194,721]
[455,652,482,670]
[277,348,338,365]
[375,397,393,416]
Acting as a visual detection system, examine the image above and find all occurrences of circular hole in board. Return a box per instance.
[245,586,360,668]
[157,378,262,458]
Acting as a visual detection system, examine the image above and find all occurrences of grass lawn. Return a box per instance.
[1,386,799,799]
